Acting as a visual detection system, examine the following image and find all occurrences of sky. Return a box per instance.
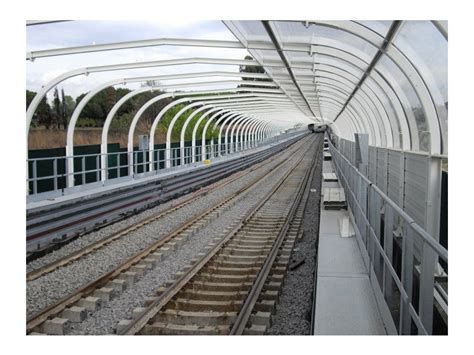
[26,20,250,100]
[25,19,448,130]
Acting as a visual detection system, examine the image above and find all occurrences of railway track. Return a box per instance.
[27,134,305,256]
[27,142,302,281]
[27,135,318,335]
[117,135,321,335]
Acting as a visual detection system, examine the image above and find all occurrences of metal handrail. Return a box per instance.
[328,137,447,335]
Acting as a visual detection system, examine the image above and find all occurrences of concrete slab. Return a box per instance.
[78,296,102,311]
[314,275,386,335]
[62,306,87,323]
[318,235,367,276]
[314,158,386,335]
[43,317,68,335]
[319,210,344,235]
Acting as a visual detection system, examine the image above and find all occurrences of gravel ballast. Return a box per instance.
[65,144,309,335]
[27,137,310,318]
[266,134,323,335]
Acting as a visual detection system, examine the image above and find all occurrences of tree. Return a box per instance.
[37,97,53,129]
[238,55,272,88]
[61,89,75,129]
[53,87,61,129]
[26,90,36,110]
[27,90,53,128]
[105,86,117,113]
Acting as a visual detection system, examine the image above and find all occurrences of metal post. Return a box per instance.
[418,243,437,335]
[96,155,100,182]
[355,133,369,177]
[81,156,86,185]
[425,156,442,242]
[53,158,58,191]
[116,154,120,178]
[400,225,414,335]
[32,160,37,195]
[383,204,394,304]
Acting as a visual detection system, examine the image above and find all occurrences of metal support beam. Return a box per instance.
[261,20,319,119]
[333,21,402,124]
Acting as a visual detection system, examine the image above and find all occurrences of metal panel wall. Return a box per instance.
[368,146,377,183]
[376,147,388,194]
[328,137,447,335]
[387,149,404,207]
[403,152,430,229]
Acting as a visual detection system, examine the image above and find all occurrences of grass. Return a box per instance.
[29,128,167,150]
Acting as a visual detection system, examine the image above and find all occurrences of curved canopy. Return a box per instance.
[27,20,448,157]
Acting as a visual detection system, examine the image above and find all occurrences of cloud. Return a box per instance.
[26,20,250,100]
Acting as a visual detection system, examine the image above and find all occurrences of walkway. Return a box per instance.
[313,154,386,335]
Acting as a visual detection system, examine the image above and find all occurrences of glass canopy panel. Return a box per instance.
[314,61,363,82]
[229,20,271,42]
[272,21,378,59]
[376,55,430,152]
[353,90,386,146]
[317,81,352,97]
[300,23,378,58]
[393,20,448,153]
[359,80,402,148]
[353,20,392,37]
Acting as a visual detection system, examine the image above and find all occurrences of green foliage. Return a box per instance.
[238,55,272,88]
[61,91,75,129]
[53,87,61,129]
[27,86,219,142]
[26,90,35,110]
[27,90,54,129]
[156,103,219,142]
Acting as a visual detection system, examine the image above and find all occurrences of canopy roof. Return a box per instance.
[26,20,448,154]
[226,20,448,154]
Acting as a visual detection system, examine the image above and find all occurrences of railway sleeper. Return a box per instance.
[226,239,271,247]
[250,311,272,328]
[168,298,244,312]
[230,235,274,243]
[244,324,267,335]
[181,289,248,302]
[194,272,257,284]
[117,271,138,286]
[142,322,229,335]
[153,309,237,326]
[189,281,254,292]
[212,254,266,263]
[225,242,273,250]
[211,259,262,268]
[220,247,271,257]
[203,265,261,275]
[78,296,102,312]
[41,317,70,335]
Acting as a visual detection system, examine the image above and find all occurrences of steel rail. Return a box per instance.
[118,135,318,335]
[26,135,309,334]
[26,136,303,281]
[230,133,322,334]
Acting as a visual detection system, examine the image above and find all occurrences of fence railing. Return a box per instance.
[27,131,304,199]
[329,138,448,335]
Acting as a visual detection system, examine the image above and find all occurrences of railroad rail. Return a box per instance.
[27,141,304,281]
[118,135,322,335]
[26,135,318,335]
[27,133,306,257]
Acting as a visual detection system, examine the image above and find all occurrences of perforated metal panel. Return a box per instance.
[368,146,377,182]
[376,147,388,193]
[387,149,404,207]
[404,152,429,229]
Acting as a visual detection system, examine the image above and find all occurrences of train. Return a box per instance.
[307,123,327,133]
